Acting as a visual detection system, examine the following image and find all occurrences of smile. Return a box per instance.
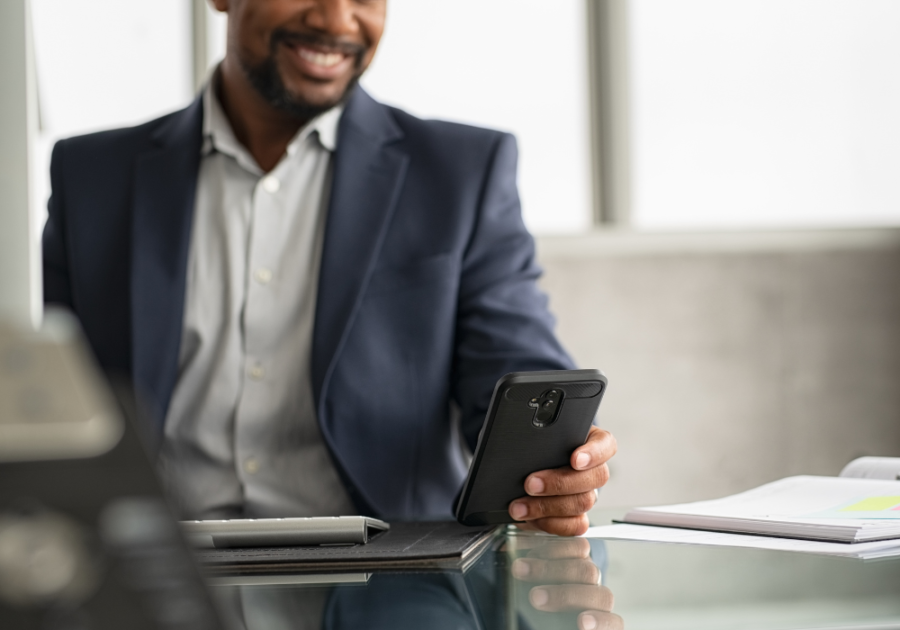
[296,46,347,68]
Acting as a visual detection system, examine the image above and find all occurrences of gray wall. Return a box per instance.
[536,229,900,509]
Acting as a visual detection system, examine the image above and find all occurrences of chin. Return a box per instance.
[289,83,350,109]
[292,74,360,109]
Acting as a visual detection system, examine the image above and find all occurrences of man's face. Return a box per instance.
[218,0,386,118]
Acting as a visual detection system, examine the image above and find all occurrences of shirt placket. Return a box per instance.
[234,165,286,486]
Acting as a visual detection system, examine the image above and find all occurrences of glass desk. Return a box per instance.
[204,518,900,630]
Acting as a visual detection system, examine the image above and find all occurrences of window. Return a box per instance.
[31,0,193,225]
[627,0,900,230]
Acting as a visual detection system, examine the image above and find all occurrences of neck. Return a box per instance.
[216,57,309,173]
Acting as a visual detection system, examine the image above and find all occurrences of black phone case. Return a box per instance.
[455,369,608,526]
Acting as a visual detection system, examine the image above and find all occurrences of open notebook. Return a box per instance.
[621,457,900,543]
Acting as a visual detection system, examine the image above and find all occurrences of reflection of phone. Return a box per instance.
[455,369,607,526]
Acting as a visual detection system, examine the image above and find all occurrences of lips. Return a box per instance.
[287,44,355,80]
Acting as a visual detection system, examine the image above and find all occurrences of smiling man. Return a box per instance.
[42,0,616,536]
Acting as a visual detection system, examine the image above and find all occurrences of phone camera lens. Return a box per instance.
[543,401,553,408]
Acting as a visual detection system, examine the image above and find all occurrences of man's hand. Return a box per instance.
[508,427,617,536]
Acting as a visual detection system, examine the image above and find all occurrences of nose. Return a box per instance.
[305,0,359,37]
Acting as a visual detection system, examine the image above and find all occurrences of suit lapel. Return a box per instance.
[312,88,409,410]
[131,98,203,428]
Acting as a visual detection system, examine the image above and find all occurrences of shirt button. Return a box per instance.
[262,175,280,193]
[248,364,265,381]
[244,457,260,474]
[254,268,273,285]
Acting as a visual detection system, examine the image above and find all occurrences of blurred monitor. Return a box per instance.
[0,0,41,329]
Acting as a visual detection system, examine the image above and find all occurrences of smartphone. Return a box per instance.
[455,369,607,526]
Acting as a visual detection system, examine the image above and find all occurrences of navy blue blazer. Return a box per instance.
[42,87,574,519]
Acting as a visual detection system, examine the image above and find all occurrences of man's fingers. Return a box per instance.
[510,491,597,522]
[526,464,609,497]
[571,428,617,471]
[523,428,616,498]
[579,611,625,630]
[528,584,615,613]
[512,557,601,585]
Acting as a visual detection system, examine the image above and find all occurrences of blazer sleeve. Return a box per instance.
[42,139,74,309]
[451,133,576,450]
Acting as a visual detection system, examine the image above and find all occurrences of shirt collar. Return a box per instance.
[201,74,343,167]
[201,79,247,165]
[308,105,342,152]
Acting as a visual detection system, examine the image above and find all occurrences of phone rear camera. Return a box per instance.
[533,388,565,428]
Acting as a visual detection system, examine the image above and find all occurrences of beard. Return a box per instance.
[238,29,366,120]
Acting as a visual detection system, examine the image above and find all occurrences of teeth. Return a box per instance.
[298,48,345,68]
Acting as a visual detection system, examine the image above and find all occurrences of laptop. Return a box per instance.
[0,313,226,630]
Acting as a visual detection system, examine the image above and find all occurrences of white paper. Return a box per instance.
[623,477,900,543]
[633,476,900,522]
[584,523,900,559]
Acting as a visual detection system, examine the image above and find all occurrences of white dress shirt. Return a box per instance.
[158,79,356,519]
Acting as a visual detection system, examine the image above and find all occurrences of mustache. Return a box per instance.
[270,29,367,59]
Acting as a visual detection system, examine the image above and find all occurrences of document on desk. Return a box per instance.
[584,524,900,559]
[619,476,900,543]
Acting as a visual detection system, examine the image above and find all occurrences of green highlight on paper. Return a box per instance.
[806,495,900,519]
[839,496,900,512]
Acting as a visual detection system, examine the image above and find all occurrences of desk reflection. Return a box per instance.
[511,537,622,630]
[211,534,621,630]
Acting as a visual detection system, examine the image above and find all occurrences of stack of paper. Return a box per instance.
[585,523,900,560]
[620,476,900,543]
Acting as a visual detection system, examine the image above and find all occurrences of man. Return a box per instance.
[42,0,616,536]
